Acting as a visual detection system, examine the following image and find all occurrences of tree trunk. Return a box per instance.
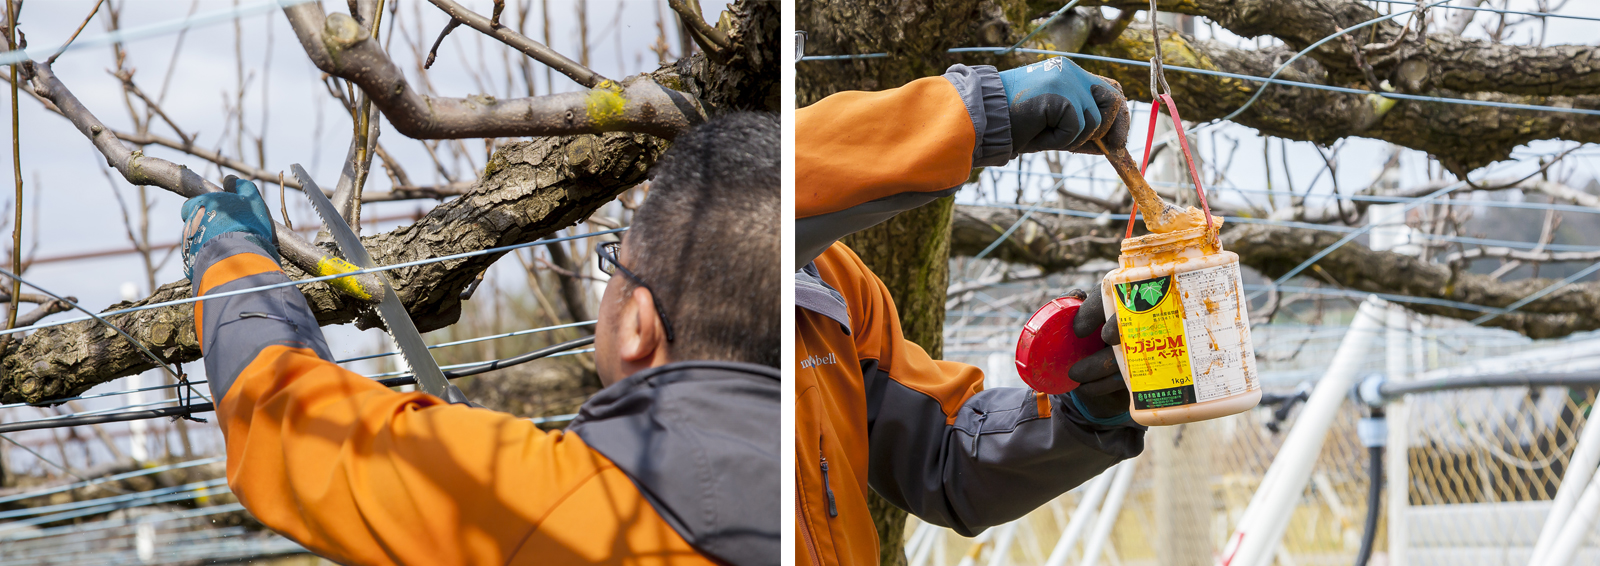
[840,196,955,566]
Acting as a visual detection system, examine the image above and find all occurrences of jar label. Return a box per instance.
[1114,275,1196,409]
[1114,262,1258,410]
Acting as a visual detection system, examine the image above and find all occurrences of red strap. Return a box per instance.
[1122,94,1215,240]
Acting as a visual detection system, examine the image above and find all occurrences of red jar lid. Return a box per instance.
[1014,295,1106,395]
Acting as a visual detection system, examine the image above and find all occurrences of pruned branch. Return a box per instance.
[426,0,609,87]
[281,4,703,139]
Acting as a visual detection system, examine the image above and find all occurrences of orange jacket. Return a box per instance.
[192,234,777,566]
[795,67,1143,566]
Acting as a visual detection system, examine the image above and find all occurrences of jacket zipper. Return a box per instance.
[797,482,822,566]
[971,411,988,457]
[820,454,838,517]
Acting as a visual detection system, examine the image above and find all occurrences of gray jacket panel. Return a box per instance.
[568,361,780,566]
[192,234,332,402]
[860,359,1144,536]
[795,187,959,267]
[795,262,850,334]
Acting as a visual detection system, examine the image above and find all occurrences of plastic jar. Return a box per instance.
[1099,219,1261,426]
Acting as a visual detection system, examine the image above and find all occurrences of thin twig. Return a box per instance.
[425,0,609,87]
[6,0,22,348]
[667,0,728,57]
[424,18,463,69]
[46,0,105,64]
[279,171,293,230]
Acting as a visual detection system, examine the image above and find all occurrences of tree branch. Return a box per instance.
[281,4,703,139]
[950,204,1600,338]
[1081,0,1600,96]
[1077,23,1600,172]
[425,0,609,87]
[0,132,667,404]
[24,61,386,301]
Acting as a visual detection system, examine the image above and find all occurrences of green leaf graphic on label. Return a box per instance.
[1137,281,1164,307]
[1116,276,1170,312]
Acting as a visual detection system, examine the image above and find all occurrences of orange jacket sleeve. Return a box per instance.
[795,65,1013,266]
[190,236,712,566]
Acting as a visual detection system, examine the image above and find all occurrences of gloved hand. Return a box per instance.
[181,175,279,281]
[998,57,1130,156]
[1059,288,1131,423]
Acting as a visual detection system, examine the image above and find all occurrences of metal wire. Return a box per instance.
[992,166,1600,216]
[807,46,1600,117]
[1469,259,1600,325]
[0,0,319,67]
[0,456,222,505]
[1,502,244,542]
[0,227,624,339]
[0,319,599,410]
[967,200,1600,253]
[1005,0,1082,55]
[1365,0,1600,22]
[0,337,598,432]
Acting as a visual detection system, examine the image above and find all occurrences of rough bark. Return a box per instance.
[949,204,1600,338]
[1075,23,1600,173]
[1082,0,1600,97]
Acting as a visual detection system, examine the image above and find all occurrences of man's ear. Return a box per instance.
[618,286,664,363]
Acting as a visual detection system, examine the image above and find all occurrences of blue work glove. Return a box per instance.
[998,57,1130,156]
[181,175,279,281]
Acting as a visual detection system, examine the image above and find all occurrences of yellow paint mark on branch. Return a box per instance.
[585,80,627,128]
[316,256,374,300]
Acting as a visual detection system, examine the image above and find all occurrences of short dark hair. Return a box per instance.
[625,112,780,367]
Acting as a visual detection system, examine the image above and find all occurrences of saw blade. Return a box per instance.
[290,164,455,400]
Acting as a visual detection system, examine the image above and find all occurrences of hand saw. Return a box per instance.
[290,164,471,405]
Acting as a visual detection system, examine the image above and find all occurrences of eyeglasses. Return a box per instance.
[596,241,676,342]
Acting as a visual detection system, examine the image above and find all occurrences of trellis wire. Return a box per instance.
[0,319,600,411]
[802,44,1600,117]
[967,200,1600,253]
[0,456,222,505]
[0,227,624,339]
[992,167,1600,216]
[0,0,319,67]
[1365,0,1600,22]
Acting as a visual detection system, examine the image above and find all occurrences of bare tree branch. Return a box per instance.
[1080,0,1600,96]
[950,204,1600,338]
[1077,23,1600,172]
[25,61,386,301]
[669,0,730,59]
[426,0,608,87]
[281,4,703,139]
[0,132,667,404]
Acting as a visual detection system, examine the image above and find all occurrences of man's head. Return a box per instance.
[594,112,780,385]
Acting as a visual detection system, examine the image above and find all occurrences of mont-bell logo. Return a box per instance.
[800,353,838,369]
